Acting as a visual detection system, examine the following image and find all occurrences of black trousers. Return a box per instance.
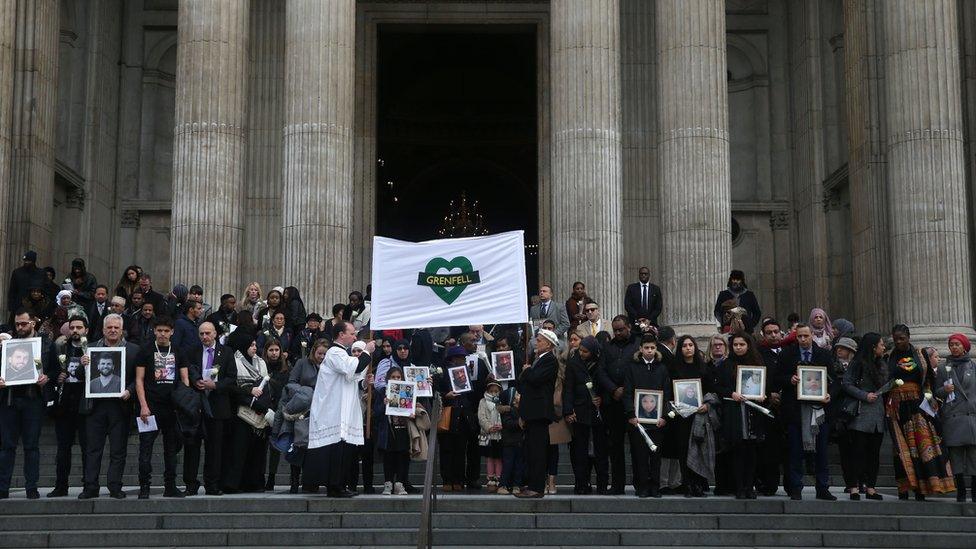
[138,408,181,486]
[628,424,661,493]
[54,410,88,489]
[523,419,550,493]
[732,441,758,495]
[713,450,735,495]
[382,450,410,484]
[756,422,784,493]
[837,431,857,489]
[183,416,226,490]
[603,402,627,490]
[570,421,609,490]
[851,430,883,488]
[83,401,129,493]
[438,432,467,484]
[347,435,374,490]
[464,429,481,485]
[221,418,267,492]
[267,444,301,487]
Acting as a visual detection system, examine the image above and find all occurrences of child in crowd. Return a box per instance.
[478,381,504,492]
[496,386,525,495]
[376,367,410,495]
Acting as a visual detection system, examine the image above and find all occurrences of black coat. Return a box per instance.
[622,355,672,420]
[186,343,237,420]
[518,351,557,422]
[563,354,600,425]
[624,282,663,326]
[8,265,47,314]
[600,335,639,396]
[775,343,833,424]
[714,356,767,442]
[0,334,56,405]
[713,288,762,334]
[86,302,111,342]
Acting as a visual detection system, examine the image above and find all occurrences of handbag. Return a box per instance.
[437,405,453,432]
[238,405,269,429]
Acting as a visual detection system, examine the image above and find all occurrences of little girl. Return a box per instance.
[375,367,411,495]
[496,386,524,494]
[478,381,504,492]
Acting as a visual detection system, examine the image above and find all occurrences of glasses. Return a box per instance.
[14,321,31,326]
[396,346,409,351]
[585,308,598,313]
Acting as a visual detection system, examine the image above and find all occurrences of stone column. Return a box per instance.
[620,0,658,282]
[882,0,975,343]
[550,0,623,312]
[282,0,356,315]
[656,0,731,336]
[0,1,15,313]
[6,0,59,273]
[171,0,249,302]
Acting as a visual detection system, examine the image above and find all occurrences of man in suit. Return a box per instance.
[87,285,111,342]
[515,329,557,498]
[656,326,677,366]
[776,324,835,501]
[182,321,236,495]
[756,318,787,496]
[575,301,612,339]
[624,267,663,330]
[529,285,570,338]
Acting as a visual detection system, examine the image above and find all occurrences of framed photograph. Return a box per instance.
[634,389,664,424]
[386,380,417,417]
[0,337,42,387]
[491,351,515,382]
[673,379,703,408]
[404,366,432,397]
[448,365,472,393]
[465,353,480,379]
[735,365,766,401]
[797,365,828,401]
[86,347,126,398]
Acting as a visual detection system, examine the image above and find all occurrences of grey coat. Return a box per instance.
[842,358,887,434]
[935,358,976,447]
[287,357,319,392]
[529,299,570,337]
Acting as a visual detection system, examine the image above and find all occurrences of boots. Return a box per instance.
[290,468,301,495]
[163,483,185,498]
[138,484,150,499]
[265,474,276,492]
[956,475,967,502]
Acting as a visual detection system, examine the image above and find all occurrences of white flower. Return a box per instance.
[924,392,933,401]
[58,354,67,365]
[895,379,904,386]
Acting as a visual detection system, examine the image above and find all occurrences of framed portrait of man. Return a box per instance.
[448,365,472,393]
[797,365,828,401]
[634,389,663,424]
[673,379,703,408]
[386,380,417,417]
[85,347,126,398]
[0,337,42,386]
[491,351,515,382]
[735,365,766,401]
[404,366,432,397]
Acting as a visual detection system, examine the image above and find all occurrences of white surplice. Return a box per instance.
[308,345,368,449]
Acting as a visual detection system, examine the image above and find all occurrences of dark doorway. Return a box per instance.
[376,25,538,283]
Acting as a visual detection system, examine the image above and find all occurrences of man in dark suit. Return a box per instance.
[776,324,835,501]
[624,267,663,329]
[528,285,570,338]
[516,329,557,498]
[599,316,639,494]
[87,285,111,342]
[182,321,236,495]
[757,318,786,496]
[656,326,677,366]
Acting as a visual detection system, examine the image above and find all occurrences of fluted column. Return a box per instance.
[620,0,658,282]
[550,0,623,312]
[6,0,58,272]
[282,0,355,315]
[882,0,975,343]
[171,0,249,302]
[656,0,731,336]
[0,1,15,313]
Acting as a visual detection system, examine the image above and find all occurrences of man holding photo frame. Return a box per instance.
[776,324,835,501]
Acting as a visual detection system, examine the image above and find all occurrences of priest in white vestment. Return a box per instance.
[303,321,375,497]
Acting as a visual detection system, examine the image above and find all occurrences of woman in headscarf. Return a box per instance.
[886,324,954,500]
[666,335,715,497]
[841,332,887,500]
[41,290,87,337]
[21,285,54,324]
[808,308,833,349]
[283,286,307,334]
[715,332,767,499]
[375,339,412,391]
[936,333,976,502]
[221,328,272,494]
[563,335,608,494]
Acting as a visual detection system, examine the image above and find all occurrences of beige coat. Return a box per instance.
[408,406,432,461]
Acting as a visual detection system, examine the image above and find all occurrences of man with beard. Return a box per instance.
[81,314,138,499]
[600,315,640,494]
[206,294,238,336]
[0,311,52,499]
[713,270,762,334]
[137,274,167,315]
[290,313,322,363]
[47,316,91,497]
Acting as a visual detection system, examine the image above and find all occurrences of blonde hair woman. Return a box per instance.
[241,282,265,323]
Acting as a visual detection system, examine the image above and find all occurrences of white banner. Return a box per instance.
[370,231,529,330]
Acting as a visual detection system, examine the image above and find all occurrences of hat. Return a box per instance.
[729,269,745,280]
[537,329,559,348]
[446,345,467,358]
[22,250,37,262]
[949,333,971,353]
[56,290,72,304]
[351,340,367,352]
[486,380,502,391]
[834,337,858,354]
[306,313,323,322]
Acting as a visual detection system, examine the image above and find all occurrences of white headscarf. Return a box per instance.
[56,290,72,305]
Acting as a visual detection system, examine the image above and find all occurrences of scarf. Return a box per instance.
[800,402,826,451]
[235,351,268,386]
[808,308,833,341]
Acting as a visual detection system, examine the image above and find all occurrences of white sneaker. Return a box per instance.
[393,482,408,495]
[382,482,393,495]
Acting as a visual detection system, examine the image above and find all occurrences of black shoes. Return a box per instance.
[205,488,224,496]
[289,485,300,494]
[849,492,860,501]
[0,491,8,499]
[109,490,126,499]
[789,491,802,501]
[327,488,357,498]
[46,487,68,498]
[78,490,99,500]
[816,490,837,501]
[184,483,200,496]
[163,485,185,498]
[865,492,882,500]
[138,485,150,499]
[26,489,39,500]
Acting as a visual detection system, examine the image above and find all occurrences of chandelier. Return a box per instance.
[437,192,489,238]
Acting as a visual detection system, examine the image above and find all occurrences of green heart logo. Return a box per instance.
[417,257,481,305]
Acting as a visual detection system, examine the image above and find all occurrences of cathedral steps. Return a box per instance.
[0,493,973,547]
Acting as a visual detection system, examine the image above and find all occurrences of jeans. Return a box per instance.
[0,396,44,492]
[787,422,830,493]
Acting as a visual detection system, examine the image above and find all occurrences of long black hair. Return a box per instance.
[852,332,887,387]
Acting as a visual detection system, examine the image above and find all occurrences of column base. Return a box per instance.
[667,323,722,341]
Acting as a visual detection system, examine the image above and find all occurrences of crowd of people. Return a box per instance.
[0,252,974,504]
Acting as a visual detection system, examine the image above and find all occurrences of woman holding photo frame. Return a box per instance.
[666,335,713,498]
[841,332,887,500]
[714,332,766,500]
